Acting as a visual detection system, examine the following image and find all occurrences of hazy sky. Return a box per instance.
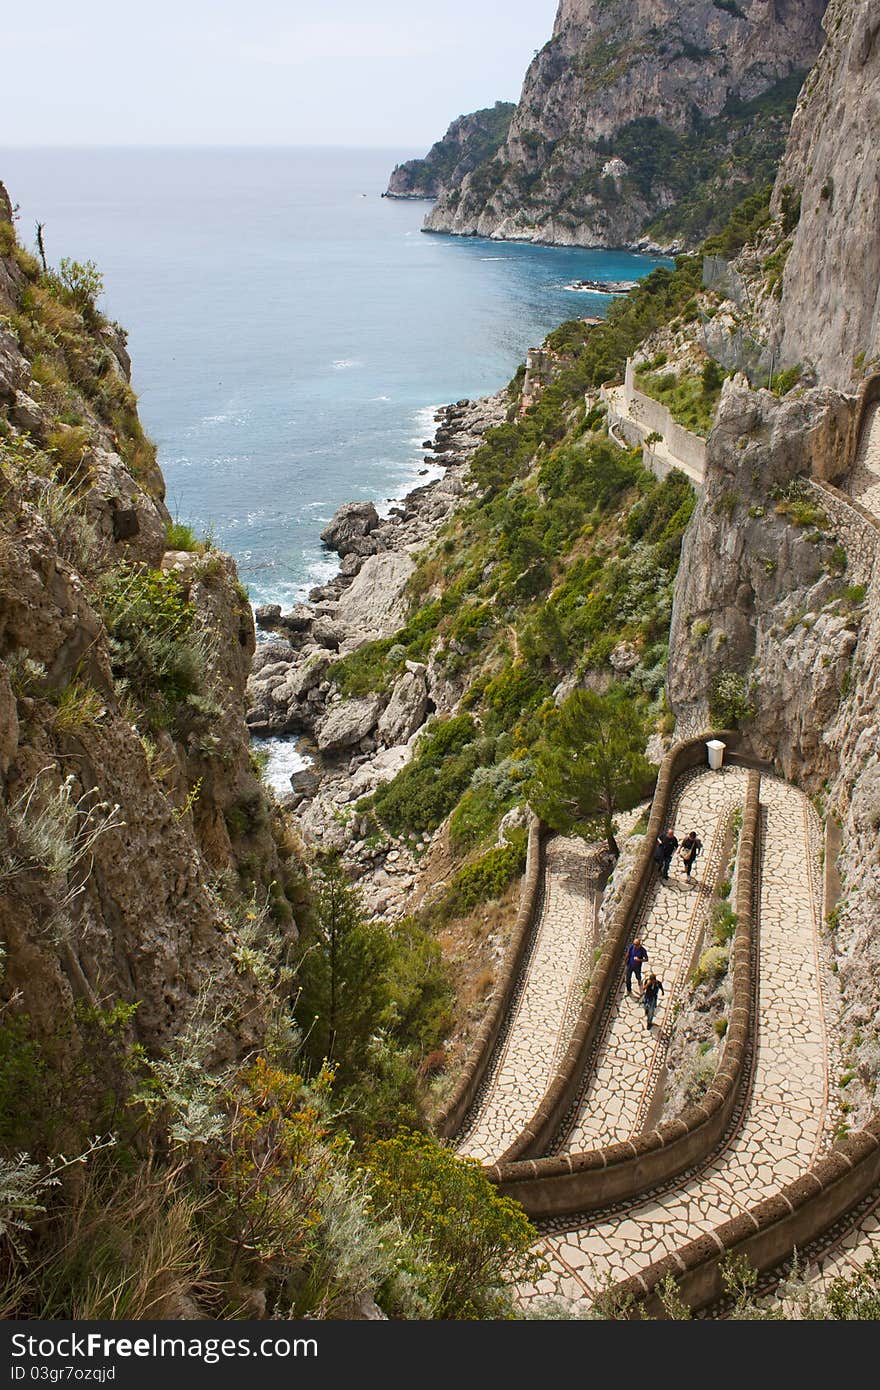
[1,1,560,150]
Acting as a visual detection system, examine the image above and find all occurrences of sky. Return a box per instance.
[0,1,560,151]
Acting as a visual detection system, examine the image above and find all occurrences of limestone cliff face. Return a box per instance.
[668,380,855,782]
[0,185,302,1100]
[385,103,515,199]
[774,0,880,388]
[423,0,825,248]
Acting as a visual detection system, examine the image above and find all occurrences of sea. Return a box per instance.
[1,147,670,790]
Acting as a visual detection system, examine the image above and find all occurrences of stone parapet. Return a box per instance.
[434,813,544,1139]
[484,739,757,1218]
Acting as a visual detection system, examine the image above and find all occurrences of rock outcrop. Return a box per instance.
[774,0,880,387]
[0,184,302,1094]
[385,102,516,199]
[247,391,508,748]
[422,0,825,249]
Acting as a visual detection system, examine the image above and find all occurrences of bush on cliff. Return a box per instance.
[365,1129,543,1318]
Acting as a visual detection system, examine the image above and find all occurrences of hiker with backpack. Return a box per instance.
[642,974,664,1030]
[679,830,703,879]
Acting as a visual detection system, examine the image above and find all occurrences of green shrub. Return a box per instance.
[692,944,729,988]
[365,1130,542,1318]
[98,565,205,729]
[712,900,737,946]
[369,716,490,837]
[436,834,527,921]
[709,670,755,727]
[165,519,200,552]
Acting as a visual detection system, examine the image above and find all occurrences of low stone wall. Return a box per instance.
[434,814,544,1140]
[485,737,754,1219]
[614,1118,880,1316]
[809,478,880,586]
[623,359,708,478]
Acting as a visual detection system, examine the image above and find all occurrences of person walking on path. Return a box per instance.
[626,939,649,996]
[679,830,703,879]
[643,974,664,1030]
[655,830,678,880]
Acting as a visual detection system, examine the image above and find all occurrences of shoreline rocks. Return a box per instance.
[246,388,510,919]
[246,388,507,747]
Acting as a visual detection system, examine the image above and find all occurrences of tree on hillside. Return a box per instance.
[529,686,655,856]
[295,854,392,1082]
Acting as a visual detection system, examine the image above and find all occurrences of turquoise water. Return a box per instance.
[1,148,669,608]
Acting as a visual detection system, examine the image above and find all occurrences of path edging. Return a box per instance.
[488,757,759,1219]
[612,1117,880,1317]
[434,813,543,1139]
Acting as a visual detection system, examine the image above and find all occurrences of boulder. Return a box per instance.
[311,616,344,650]
[11,390,43,435]
[255,603,282,628]
[279,604,315,633]
[316,694,385,753]
[610,641,640,674]
[497,804,528,846]
[320,500,380,557]
[377,667,428,746]
[330,550,416,648]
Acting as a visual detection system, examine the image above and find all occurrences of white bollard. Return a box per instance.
[706,739,726,771]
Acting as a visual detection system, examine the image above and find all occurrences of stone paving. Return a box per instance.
[805,1208,880,1291]
[559,767,749,1151]
[458,807,644,1163]
[850,399,880,519]
[521,775,833,1309]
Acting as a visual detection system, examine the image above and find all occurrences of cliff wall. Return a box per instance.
[666,0,880,1122]
[774,0,880,387]
[385,103,515,199]
[0,186,303,1136]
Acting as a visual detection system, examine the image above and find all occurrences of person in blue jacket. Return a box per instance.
[625,938,649,996]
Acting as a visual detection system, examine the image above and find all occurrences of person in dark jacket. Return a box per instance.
[625,939,649,995]
[655,830,678,879]
[642,974,664,1029]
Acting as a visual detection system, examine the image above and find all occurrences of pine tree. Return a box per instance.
[529,686,654,855]
[295,854,392,1082]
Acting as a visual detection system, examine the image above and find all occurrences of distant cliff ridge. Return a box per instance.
[385,102,516,200]
[416,0,826,249]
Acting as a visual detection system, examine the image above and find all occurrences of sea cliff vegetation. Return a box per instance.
[0,192,542,1319]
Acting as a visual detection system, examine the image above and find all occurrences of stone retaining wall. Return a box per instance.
[808,478,880,587]
[613,1117,880,1316]
[434,813,544,1139]
[485,738,756,1219]
[622,359,708,478]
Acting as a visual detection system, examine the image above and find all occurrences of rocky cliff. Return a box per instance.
[774,0,880,387]
[665,0,880,1123]
[385,102,515,199]
[422,0,826,249]
[0,186,303,1134]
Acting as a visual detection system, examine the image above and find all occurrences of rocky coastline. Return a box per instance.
[246,389,509,918]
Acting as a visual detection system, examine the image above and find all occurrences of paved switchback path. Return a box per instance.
[457,835,600,1163]
[559,767,750,1151]
[850,399,880,519]
[523,776,833,1307]
[457,806,646,1164]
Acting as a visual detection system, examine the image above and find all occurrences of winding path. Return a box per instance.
[522,776,835,1307]
[849,399,880,519]
[558,767,749,1152]
[457,834,600,1163]
[457,804,646,1163]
